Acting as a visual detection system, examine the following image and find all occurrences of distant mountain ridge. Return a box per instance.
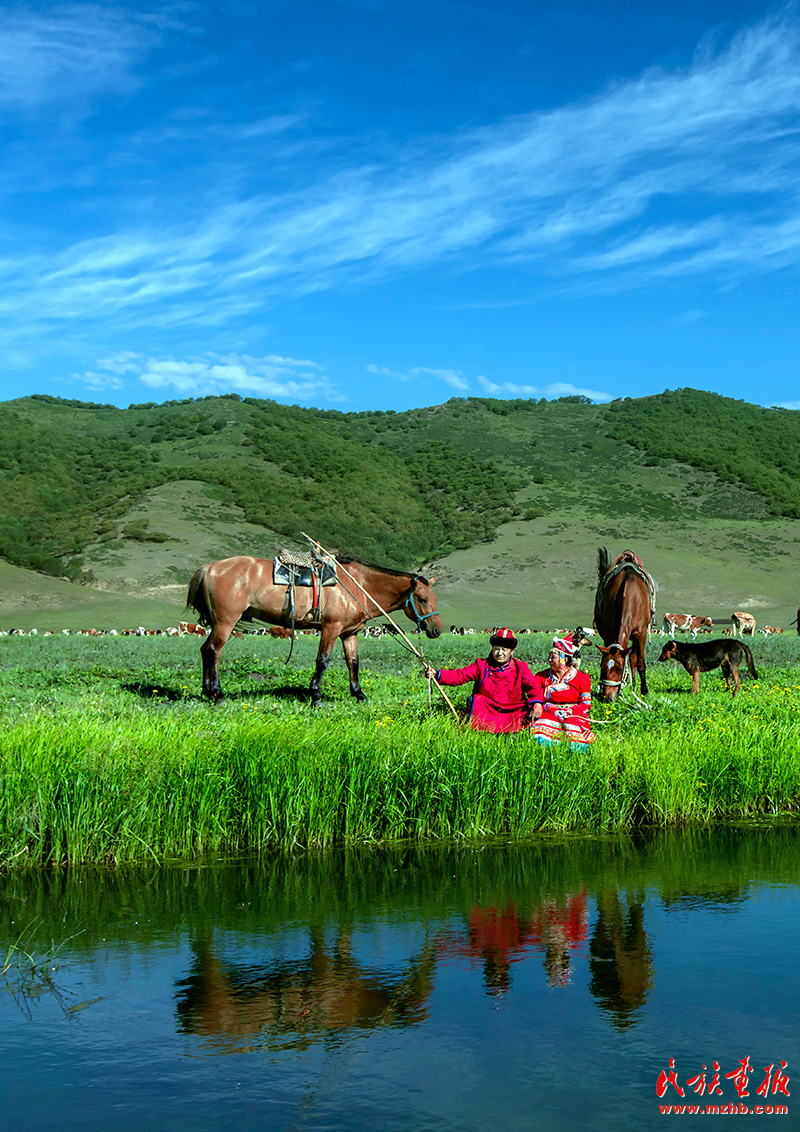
[1,389,798,590]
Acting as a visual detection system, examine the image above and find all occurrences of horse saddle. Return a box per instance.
[603,552,658,616]
[273,549,337,588]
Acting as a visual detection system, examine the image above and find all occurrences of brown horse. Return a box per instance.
[186,554,442,704]
[593,547,653,701]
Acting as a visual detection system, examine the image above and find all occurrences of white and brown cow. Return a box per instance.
[731,611,757,637]
[179,621,208,636]
[662,613,714,640]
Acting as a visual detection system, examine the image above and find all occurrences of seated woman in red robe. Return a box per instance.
[530,634,596,751]
[423,627,537,733]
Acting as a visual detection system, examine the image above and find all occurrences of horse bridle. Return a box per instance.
[403,577,437,633]
[600,641,629,687]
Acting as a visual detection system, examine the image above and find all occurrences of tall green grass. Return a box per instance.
[1,632,799,864]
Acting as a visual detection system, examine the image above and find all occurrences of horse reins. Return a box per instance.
[599,641,627,689]
[598,641,652,710]
[402,584,439,635]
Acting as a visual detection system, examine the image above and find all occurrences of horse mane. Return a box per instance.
[338,554,429,584]
[596,547,610,584]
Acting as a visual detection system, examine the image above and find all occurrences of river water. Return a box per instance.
[1,824,797,1130]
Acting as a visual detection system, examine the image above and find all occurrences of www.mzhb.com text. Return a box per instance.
[659,1103,788,1114]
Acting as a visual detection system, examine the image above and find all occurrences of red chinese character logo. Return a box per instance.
[726,1056,753,1098]
[686,1067,707,1095]
[758,1062,790,1098]
[687,1061,723,1096]
[657,1058,686,1098]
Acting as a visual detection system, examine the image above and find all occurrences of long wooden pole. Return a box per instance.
[299,532,461,723]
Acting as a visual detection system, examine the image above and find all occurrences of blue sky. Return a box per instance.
[1,0,799,412]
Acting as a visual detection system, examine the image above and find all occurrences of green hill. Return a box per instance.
[1,389,799,629]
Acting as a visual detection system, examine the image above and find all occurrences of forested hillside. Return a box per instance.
[0,389,798,584]
[606,390,800,518]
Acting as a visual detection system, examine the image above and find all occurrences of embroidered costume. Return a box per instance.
[530,665,595,748]
[434,654,537,733]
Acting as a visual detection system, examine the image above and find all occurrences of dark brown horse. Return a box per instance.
[593,547,653,702]
[186,554,442,704]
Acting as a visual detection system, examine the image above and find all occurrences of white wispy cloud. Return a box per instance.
[366,363,411,381]
[410,366,469,391]
[78,351,337,402]
[3,14,800,336]
[368,363,469,390]
[477,376,612,402]
[773,400,800,410]
[0,5,163,109]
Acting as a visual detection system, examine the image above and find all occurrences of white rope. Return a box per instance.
[300,531,461,723]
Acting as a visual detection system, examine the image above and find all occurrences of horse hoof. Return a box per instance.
[352,691,367,703]
[310,697,324,708]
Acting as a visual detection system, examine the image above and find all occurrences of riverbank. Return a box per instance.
[1,633,799,864]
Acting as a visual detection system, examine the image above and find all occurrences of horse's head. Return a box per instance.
[403,575,442,638]
[596,643,631,702]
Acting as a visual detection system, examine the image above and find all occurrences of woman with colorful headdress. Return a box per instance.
[529,633,596,751]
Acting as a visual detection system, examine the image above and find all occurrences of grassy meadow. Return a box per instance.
[1,629,799,866]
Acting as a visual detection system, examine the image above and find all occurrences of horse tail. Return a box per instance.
[597,547,610,584]
[741,642,758,681]
[186,567,212,627]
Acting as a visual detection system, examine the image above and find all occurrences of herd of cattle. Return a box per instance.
[1,613,798,639]
[659,610,788,638]
[0,621,328,639]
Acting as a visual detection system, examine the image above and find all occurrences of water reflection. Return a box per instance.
[176,927,436,1051]
[437,892,589,995]
[589,891,653,1029]
[1,823,799,1132]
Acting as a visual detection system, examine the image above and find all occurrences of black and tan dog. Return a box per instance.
[657,638,758,697]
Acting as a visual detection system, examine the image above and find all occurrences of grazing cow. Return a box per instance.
[268,626,294,639]
[662,613,714,640]
[731,611,757,637]
[179,621,207,637]
[759,626,783,635]
[657,638,758,697]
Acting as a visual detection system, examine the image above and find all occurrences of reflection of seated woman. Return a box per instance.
[529,890,589,988]
[423,627,536,733]
[530,634,596,751]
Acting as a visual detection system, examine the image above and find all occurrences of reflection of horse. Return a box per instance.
[589,892,653,1029]
[186,555,442,704]
[176,928,437,1051]
[593,548,652,701]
